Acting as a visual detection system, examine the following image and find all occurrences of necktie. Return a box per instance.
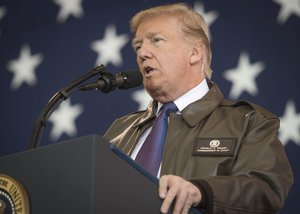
[135,102,178,176]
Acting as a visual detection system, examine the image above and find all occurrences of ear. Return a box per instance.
[190,43,204,65]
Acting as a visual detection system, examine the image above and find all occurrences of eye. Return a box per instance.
[133,43,142,52]
[152,37,163,44]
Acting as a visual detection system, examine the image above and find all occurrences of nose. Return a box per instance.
[137,43,152,62]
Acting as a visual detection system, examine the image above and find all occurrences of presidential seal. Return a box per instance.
[0,174,29,214]
[209,140,220,148]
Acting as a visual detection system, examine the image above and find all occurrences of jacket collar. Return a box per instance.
[132,82,224,128]
[132,100,157,128]
[181,82,224,126]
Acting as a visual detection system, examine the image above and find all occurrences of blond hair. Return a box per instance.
[130,3,213,79]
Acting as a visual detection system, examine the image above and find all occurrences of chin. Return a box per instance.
[146,89,172,104]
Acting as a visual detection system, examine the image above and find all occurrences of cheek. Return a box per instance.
[137,60,144,74]
[167,58,190,84]
[136,56,142,66]
[167,46,189,63]
[165,53,189,73]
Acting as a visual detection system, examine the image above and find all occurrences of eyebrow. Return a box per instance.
[132,38,141,48]
[132,31,162,47]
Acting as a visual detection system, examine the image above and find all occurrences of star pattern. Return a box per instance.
[53,0,84,23]
[279,100,300,146]
[90,24,129,67]
[273,0,300,24]
[48,99,84,141]
[223,52,265,99]
[131,89,152,111]
[193,1,219,39]
[1,1,300,210]
[6,44,43,90]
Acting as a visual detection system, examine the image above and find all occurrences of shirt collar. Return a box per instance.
[157,79,209,113]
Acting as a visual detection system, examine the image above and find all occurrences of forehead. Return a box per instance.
[134,14,182,39]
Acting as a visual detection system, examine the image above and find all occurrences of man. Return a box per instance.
[104,3,293,214]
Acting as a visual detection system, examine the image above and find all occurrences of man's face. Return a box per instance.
[132,15,201,103]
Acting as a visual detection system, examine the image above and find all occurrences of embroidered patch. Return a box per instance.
[192,138,236,156]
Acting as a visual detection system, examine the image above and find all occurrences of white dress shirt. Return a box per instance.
[131,79,209,177]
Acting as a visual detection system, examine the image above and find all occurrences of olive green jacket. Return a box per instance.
[104,83,293,213]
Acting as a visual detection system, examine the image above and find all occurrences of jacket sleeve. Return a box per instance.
[191,110,294,213]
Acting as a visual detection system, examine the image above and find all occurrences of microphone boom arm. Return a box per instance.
[28,65,105,149]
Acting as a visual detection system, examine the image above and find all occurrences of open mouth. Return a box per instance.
[144,66,155,75]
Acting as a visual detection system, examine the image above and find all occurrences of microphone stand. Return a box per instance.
[28,64,105,149]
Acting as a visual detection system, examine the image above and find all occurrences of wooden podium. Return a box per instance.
[0,135,200,214]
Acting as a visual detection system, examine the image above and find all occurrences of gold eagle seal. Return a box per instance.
[0,174,29,214]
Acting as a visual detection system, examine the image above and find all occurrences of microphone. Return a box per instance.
[79,70,143,93]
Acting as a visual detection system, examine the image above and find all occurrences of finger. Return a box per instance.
[159,175,168,199]
[172,186,188,214]
[180,191,195,214]
[161,185,178,214]
[173,182,200,214]
[189,184,202,206]
[181,201,192,214]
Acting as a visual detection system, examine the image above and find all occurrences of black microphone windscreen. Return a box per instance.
[119,70,143,89]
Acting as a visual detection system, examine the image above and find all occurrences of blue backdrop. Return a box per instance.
[0,0,299,213]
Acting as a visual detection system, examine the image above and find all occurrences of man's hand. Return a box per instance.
[159,175,202,214]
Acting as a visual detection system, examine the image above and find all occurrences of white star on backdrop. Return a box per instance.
[193,1,219,39]
[223,52,265,99]
[48,98,84,141]
[131,89,152,111]
[279,100,300,146]
[273,0,300,24]
[90,24,129,67]
[6,44,44,90]
[53,0,84,23]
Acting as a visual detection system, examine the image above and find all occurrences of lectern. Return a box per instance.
[0,135,200,214]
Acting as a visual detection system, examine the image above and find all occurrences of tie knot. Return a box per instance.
[161,102,178,116]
